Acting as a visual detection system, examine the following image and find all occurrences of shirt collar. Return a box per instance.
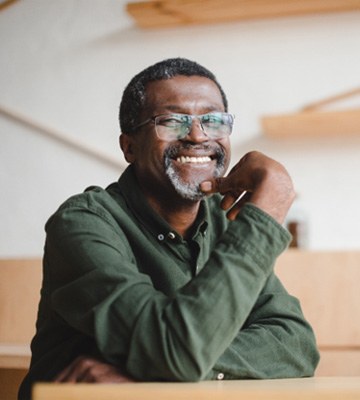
[114,165,209,242]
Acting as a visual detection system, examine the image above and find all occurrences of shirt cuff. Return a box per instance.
[224,203,292,270]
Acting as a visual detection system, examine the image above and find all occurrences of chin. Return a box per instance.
[176,186,206,202]
[165,165,207,201]
[164,151,226,202]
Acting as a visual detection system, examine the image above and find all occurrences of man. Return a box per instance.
[19,58,319,399]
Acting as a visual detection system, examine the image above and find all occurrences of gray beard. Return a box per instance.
[164,144,226,201]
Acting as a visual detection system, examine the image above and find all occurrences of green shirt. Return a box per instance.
[19,165,319,399]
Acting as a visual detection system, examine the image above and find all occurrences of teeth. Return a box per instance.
[176,156,212,164]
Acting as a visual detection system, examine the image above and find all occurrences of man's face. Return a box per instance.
[123,75,231,202]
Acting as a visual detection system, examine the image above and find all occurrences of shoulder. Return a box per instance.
[45,184,125,233]
[60,185,116,213]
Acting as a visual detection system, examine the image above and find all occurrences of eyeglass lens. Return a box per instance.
[154,113,233,140]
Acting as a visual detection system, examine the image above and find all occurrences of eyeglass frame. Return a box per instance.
[132,112,235,141]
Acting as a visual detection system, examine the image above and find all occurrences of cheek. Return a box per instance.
[218,138,231,166]
[137,140,168,170]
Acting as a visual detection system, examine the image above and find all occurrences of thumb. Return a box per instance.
[200,177,226,194]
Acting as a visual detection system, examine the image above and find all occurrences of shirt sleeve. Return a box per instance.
[207,272,320,380]
[46,198,318,382]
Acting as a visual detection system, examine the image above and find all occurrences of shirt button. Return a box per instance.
[168,232,176,240]
[216,372,224,380]
[157,234,165,241]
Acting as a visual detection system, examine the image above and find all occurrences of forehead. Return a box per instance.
[144,75,225,112]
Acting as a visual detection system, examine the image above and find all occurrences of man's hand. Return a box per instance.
[200,151,295,224]
[54,355,134,383]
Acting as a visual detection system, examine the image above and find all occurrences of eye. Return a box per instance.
[157,115,185,128]
[201,113,224,126]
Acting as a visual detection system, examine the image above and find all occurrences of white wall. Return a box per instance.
[1,0,360,256]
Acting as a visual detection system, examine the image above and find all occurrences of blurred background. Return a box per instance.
[1,0,360,256]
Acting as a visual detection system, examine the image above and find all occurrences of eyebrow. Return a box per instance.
[157,104,224,114]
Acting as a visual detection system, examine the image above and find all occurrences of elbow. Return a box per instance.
[301,343,320,377]
[298,325,321,377]
[287,335,321,378]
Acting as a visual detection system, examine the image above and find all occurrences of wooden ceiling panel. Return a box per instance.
[126,0,360,28]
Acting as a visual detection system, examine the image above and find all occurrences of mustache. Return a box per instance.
[164,143,225,161]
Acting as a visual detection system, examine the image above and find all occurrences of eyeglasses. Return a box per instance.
[134,112,235,141]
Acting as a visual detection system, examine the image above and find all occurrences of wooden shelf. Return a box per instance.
[262,108,360,138]
[262,88,360,138]
[126,0,360,28]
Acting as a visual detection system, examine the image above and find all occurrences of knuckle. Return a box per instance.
[82,357,95,369]
[214,177,224,192]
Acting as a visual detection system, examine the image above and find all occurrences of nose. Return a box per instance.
[183,119,208,143]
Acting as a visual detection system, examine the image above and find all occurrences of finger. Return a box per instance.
[221,189,247,210]
[54,356,92,383]
[199,180,216,194]
[97,367,135,383]
[200,177,231,195]
[220,192,239,210]
[225,191,251,221]
[214,177,232,194]
[54,362,79,382]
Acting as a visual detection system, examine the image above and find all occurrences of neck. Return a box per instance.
[145,191,201,239]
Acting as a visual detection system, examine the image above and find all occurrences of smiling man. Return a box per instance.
[19,58,319,399]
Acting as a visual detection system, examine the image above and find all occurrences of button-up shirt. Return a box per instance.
[19,165,319,399]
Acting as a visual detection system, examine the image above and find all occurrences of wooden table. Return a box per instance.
[33,377,360,400]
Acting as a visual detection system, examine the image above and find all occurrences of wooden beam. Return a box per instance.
[302,88,360,112]
[126,0,360,28]
[0,105,126,171]
[0,0,19,13]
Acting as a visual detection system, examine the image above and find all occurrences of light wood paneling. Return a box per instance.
[0,259,41,344]
[275,250,360,347]
[317,350,360,376]
[275,250,360,376]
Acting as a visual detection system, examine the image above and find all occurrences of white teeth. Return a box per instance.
[176,156,212,164]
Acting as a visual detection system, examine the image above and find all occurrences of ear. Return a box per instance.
[119,133,136,164]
